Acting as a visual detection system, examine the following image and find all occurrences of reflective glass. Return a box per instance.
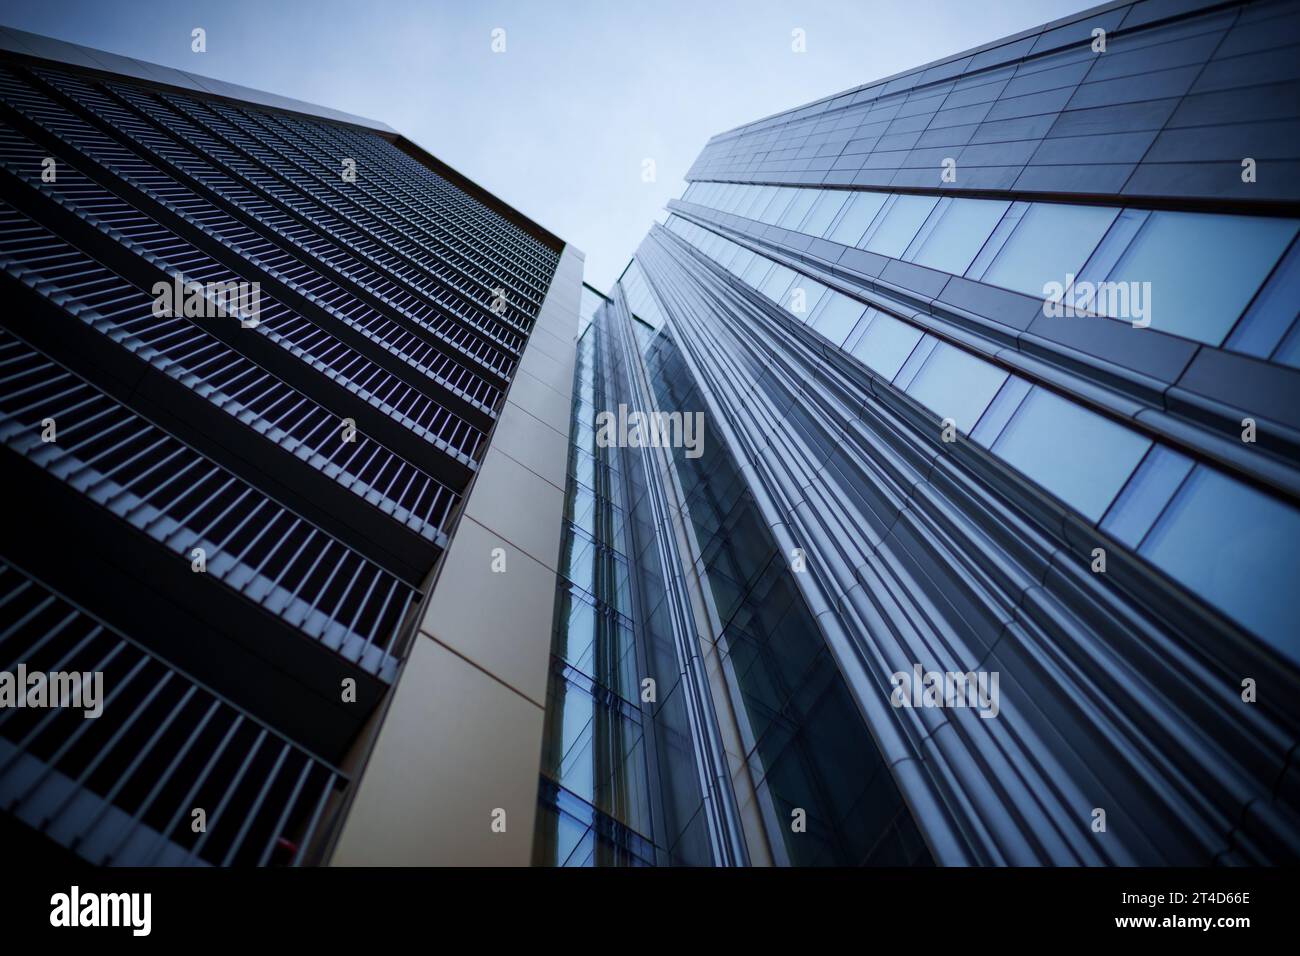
[1227,236,1300,359]
[991,386,1150,521]
[909,198,1011,275]
[784,278,829,320]
[777,189,821,229]
[1105,211,1299,346]
[904,341,1008,432]
[1100,444,1195,549]
[826,191,889,245]
[811,292,867,345]
[848,310,924,379]
[981,202,1118,298]
[759,263,797,299]
[799,191,850,236]
[1141,467,1300,663]
[863,195,940,258]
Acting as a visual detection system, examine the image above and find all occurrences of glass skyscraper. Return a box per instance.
[537,0,1300,866]
[3,0,1299,869]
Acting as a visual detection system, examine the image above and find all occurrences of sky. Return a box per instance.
[0,0,1089,291]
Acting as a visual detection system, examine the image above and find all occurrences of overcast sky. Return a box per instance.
[1,0,1088,291]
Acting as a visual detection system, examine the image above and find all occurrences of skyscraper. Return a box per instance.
[3,0,1299,872]
[539,0,1300,866]
[0,27,582,867]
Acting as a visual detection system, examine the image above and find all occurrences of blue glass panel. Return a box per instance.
[991,386,1150,521]
[777,189,820,229]
[741,256,772,286]
[756,186,797,223]
[1227,234,1300,361]
[965,201,1026,280]
[971,376,1032,447]
[1100,444,1195,549]
[909,198,1012,275]
[799,191,850,236]
[1227,236,1300,358]
[848,310,925,379]
[1076,208,1150,286]
[863,195,940,258]
[1141,467,1300,663]
[811,292,867,345]
[981,202,1118,298]
[784,278,829,321]
[759,263,797,299]
[1106,211,1299,346]
[904,341,1007,432]
[826,191,889,245]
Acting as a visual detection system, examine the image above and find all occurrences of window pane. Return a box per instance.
[777,189,821,229]
[738,186,774,219]
[864,195,940,258]
[991,387,1150,521]
[826,191,889,245]
[784,278,828,320]
[811,292,866,345]
[1227,236,1300,359]
[756,187,797,223]
[799,191,849,236]
[1141,467,1300,663]
[982,202,1118,298]
[1105,211,1299,346]
[741,256,772,286]
[848,310,924,379]
[903,341,1007,432]
[909,198,1011,275]
[1100,444,1195,548]
[759,263,797,299]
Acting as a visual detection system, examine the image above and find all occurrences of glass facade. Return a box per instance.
[594,0,1300,866]
[663,212,1300,663]
[679,180,1300,351]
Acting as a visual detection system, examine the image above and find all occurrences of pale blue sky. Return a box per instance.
[1,0,1088,290]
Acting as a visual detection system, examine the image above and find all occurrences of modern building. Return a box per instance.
[0,27,582,866]
[540,0,1300,866]
[3,0,1300,870]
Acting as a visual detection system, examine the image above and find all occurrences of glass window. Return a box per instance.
[971,376,1032,447]
[863,195,940,258]
[909,198,1011,275]
[903,341,1007,432]
[848,310,924,379]
[1141,467,1300,663]
[811,292,866,345]
[826,191,889,246]
[777,189,821,229]
[799,191,849,236]
[981,202,1118,298]
[1104,211,1299,346]
[741,256,772,286]
[759,263,797,300]
[756,187,797,223]
[991,386,1150,521]
[726,245,753,270]
[1227,236,1300,359]
[784,279,828,321]
[1100,444,1195,549]
[741,185,778,220]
